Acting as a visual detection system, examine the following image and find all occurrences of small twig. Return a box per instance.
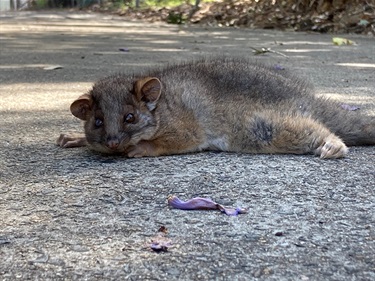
[250,47,288,57]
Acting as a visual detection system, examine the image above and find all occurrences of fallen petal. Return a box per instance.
[150,239,172,252]
[341,104,360,111]
[217,205,248,216]
[168,195,247,216]
[168,195,218,210]
[274,64,285,70]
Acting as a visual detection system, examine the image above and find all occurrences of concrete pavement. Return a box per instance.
[0,11,374,280]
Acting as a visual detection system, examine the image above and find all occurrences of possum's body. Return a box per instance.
[59,58,375,158]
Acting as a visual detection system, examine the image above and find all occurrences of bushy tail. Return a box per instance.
[312,99,375,146]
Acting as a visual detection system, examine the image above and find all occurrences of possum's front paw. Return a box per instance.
[126,141,157,158]
[315,134,348,159]
[57,133,87,148]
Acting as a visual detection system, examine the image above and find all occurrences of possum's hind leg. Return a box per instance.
[240,112,349,159]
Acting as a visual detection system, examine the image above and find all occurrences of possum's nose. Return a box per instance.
[106,136,119,150]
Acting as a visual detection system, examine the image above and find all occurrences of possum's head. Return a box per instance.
[70,76,162,154]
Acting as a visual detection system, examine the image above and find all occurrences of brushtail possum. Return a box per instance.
[57,58,375,158]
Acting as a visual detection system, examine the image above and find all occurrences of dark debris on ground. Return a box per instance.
[101,0,375,35]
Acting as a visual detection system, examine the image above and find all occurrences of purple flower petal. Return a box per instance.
[168,196,218,210]
[341,104,360,111]
[150,240,171,252]
[168,195,247,216]
[217,205,248,216]
[274,64,285,70]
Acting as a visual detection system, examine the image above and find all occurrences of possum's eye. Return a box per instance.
[124,113,135,124]
[95,118,103,128]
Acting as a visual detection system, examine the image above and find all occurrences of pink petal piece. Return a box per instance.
[150,239,172,252]
[168,196,218,210]
[168,195,247,216]
[341,104,360,111]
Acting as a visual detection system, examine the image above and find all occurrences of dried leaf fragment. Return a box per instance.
[158,225,168,234]
[332,37,356,46]
[251,47,288,57]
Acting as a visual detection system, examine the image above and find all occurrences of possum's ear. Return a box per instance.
[70,94,92,121]
[134,77,162,111]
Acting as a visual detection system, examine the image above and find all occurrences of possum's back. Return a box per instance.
[150,58,315,105]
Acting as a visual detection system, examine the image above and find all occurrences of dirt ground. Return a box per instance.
[0,11,374,280]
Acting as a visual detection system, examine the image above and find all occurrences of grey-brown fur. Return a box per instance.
[58,58,375,158]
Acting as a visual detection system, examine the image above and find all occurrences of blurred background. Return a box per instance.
[1,0,374,34]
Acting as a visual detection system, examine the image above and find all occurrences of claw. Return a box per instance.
[57,134,87,148]
[316,134,348,159]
